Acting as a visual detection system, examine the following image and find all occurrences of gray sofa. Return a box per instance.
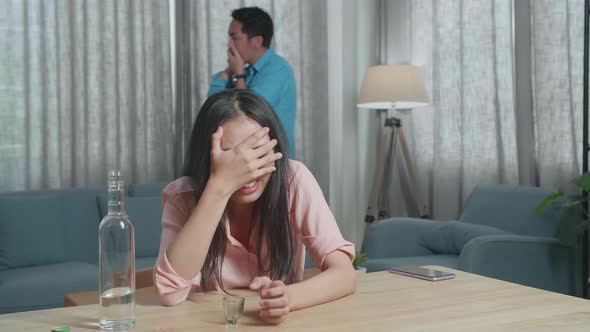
[0,183,167,314]
[362,184,583,297]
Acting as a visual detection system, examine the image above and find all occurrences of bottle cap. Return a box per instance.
[51,327,70,332]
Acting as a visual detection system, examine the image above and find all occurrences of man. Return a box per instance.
[208,7,297,156]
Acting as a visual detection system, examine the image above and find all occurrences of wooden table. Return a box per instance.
[63,268,323,306]
[2,266,590,331]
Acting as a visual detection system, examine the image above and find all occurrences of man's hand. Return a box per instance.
[227,40,245,76]
[249,276,289,325]
[219,66,232,79]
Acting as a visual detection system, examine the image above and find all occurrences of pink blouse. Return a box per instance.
[154,160,355,305]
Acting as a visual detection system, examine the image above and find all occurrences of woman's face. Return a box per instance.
[220,113,274,206]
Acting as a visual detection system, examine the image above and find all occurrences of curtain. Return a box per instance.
[408,0,519,220]
[379,0,584,220]
[531,0,583,188]
[0,0,174,191]
[325,0,380,247]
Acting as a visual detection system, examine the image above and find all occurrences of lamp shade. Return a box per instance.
[358,64,428,110]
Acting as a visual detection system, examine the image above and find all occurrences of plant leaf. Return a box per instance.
[575,173,590,191]
[533,190,564,215]
[352,251,368,268]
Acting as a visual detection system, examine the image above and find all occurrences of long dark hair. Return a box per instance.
[182,89,294,291]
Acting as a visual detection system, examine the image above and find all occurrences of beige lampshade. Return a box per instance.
[358,64,428,110]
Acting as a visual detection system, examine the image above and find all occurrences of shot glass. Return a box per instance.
[223,296,245,326]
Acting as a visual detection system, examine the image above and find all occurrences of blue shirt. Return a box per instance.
[208,48,297,157]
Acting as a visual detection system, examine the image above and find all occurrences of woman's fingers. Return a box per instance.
[260,280,287,298]
[254,134,271,149]
[240,127,270,149]
[260,307,289,317]
[260,286,286,298]
[253,165,277,179]
[253,151,282,170]
[253,138,278,158]
[258,280,289,323]
[249,276,273,290]
[259,297,288,309]
[210,127,223,154]
[256,280,289,324]
[214,127,281,189]
[259,315,286,325]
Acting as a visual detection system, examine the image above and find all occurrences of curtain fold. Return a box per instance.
[325,0,380,245]
[0,0,174,191]
[532,0,584,189]
[382,0,583,220]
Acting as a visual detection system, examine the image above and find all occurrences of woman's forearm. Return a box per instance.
[286,256,357,311]
[166,179,231,280]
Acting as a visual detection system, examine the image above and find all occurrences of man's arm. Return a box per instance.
[234,76,247,89]
[207,68,232,96]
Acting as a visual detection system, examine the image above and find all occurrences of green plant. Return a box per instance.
[534,172,590,246]
[353,251,368,269]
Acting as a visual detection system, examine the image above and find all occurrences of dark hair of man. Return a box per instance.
[231,7,273,48]
[182,89,293,291]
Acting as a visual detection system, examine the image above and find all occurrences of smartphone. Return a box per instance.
[388,266,456,281]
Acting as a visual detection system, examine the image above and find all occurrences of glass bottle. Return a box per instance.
[99,170,136,330]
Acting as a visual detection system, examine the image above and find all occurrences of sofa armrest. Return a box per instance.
[458,234,582,296]
[364,218,443,258]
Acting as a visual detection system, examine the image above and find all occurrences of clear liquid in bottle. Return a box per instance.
[100,287,135,325]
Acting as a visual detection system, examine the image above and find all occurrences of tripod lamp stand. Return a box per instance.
[357,64,430,253]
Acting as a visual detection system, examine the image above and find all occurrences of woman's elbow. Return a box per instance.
[330,263,356,296]
[156,287,190,306]
[152,261,195,306]
[159,293,185,307]
[153,274,192,306]
[345,266,357,295]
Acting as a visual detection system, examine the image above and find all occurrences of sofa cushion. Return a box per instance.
[136,256,157,270]
[128,183,167,197]
[98,196,162,258]
[0,262,98,314]
[0,189,101,266]
[459,184,562,237]
[418,221,508,255]
[62,191,102,263]
[0,195,67,269]
[363,255,459,273]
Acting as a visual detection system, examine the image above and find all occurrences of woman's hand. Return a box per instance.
[249,276,290,325]
[209,126,282,197]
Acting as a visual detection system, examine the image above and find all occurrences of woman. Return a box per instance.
[154,89,356,325]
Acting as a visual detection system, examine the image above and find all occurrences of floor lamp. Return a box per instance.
[357,65,430,253]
